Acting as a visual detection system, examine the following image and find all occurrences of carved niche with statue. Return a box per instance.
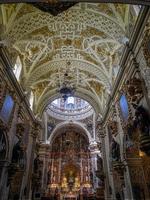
[32,154,43,192]
[0,129,7,161]
[134,106,150,156]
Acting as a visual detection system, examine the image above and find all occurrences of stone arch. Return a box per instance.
[36,88,101,118]
[48,121,92,146]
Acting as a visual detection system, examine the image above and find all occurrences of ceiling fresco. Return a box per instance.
[0,3,137,117]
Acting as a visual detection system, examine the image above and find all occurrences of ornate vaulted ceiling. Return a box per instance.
[0,3,137,117]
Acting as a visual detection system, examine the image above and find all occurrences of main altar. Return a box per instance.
[45,131,94,200]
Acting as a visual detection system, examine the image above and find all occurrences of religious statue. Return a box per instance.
[47,170,51,185]
[111,138,120,162]
[34,155,41,173]
[61,177,68,188]
[68,170,75,191]
[134,106,150,155]
[134,106,150,136]
[0,131,6,160]
[12,140,24,164]
[74,177,80,188]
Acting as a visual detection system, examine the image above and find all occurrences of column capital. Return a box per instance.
[30,120,42,138]
[89,140,100,155]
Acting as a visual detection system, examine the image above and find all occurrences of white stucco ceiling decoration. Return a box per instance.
[0,3,137,117]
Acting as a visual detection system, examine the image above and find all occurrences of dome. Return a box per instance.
[47,97,93,120]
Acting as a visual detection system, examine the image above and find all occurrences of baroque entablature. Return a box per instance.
[0,3,137,116]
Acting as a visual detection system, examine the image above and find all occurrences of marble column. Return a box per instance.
[115,104,134,200]
[102,127,115,200]
[93,112,96,140]
[23,124,38,200]
[89,141,100,190]
[0,160,10,200]
[115,104,124,160]
[21,130,33,200]
[44,148,50,193]
[43,111,48,142]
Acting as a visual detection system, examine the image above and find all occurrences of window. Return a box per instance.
[67,97,74,104]
[0,94,14,123]
[133,5,141,16]
[119,94,129,121]
[13,56,22,81]
[29,91,34,110]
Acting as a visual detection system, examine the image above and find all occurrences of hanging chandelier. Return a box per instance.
[59,85,75,102]
[59,63,75,101]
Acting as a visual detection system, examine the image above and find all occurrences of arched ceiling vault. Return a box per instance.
[0,3,137,117]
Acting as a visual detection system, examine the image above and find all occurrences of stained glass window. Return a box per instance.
[0,95,14,123]
[119,94,129,121]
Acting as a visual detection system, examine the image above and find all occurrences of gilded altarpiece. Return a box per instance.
[119,77,150,199]
[46,131,92,199]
